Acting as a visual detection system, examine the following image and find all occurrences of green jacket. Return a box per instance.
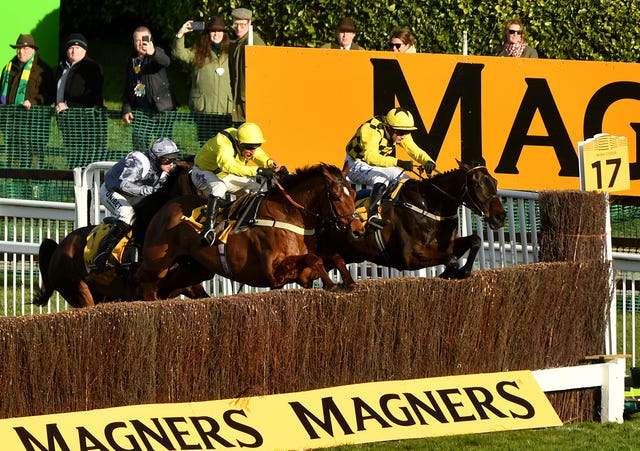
[172,37,233,114]
[229,32,266,121]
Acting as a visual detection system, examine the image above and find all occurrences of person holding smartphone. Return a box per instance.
[172,17,233,146]
[121,26,177,151]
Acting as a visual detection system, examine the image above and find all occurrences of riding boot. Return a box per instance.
[367,183,389,230]
[94,219,131,271]
[201,195,221,246]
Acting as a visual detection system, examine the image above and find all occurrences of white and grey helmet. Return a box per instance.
[149,137,179,164]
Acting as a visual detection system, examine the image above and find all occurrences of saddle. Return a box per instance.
[354,179,407,224]
[180,193,267,242]
[83,222,132,272]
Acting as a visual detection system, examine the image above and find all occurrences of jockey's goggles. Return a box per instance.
[159,157,177,165]
[241,144,260,150]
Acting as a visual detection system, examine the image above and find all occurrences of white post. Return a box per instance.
[73,167,88,228]
[462,30,468,55]
[249,25,253,46]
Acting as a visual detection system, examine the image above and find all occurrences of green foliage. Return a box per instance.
[61,0,640,61]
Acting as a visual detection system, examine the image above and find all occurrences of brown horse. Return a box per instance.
[32,160,208,308]
[324,159,506,282]
[131,163,365,300]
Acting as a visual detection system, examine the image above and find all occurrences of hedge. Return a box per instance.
[61,0,640,61]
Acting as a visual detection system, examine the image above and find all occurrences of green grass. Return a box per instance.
[323,414,640,450]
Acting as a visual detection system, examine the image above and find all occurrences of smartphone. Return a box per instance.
[142,35,151,42]
[191,21,205,31]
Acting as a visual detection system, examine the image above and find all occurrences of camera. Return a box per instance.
[191,21,205,31]
[141,35,151,42]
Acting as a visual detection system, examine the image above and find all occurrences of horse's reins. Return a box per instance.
[407,165,495,220]
[273,176,355,230]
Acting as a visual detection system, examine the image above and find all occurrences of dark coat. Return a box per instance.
[56,56,104,108]
[121,47,176,114]
[3,54,55,106]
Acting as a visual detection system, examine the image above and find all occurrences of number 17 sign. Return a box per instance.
[578,133,630,192]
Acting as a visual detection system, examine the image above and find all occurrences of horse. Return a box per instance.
[324,159,506,282]
[32,159,208,308]
[130,163,366,300]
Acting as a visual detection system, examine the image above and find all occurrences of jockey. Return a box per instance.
[190,122,280,246]
[344,107,436,229]
[94,137,180,270]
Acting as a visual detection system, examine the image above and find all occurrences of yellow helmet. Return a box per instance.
[237,122,266,145]
[385,107,417,131]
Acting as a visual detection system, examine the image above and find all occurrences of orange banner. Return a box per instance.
[247,47,640,195]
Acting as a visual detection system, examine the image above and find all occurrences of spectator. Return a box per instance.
[321,17,364,50]
[190,122,280,245]
[492,19,538,58]
[95,137,180,270]
[1,34,55,108]
[172,17,233,146]
[344,107,436,230]
[0,33,55,169]
[229,8,265,123]
[55,33,107,165]
[122,26,177,151]
[389,28,417,53]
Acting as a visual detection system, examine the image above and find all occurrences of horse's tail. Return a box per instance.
[32,238,59,306]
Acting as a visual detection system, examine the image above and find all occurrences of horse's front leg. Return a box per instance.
[441,235,482,279]
[273,254,337,290]
[324,252,355,288]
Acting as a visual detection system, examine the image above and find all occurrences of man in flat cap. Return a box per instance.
[321,17,365,50]
[55,33,107,164]
[1,34,55,108]
[0,33,55,168]
[229,7,265,123]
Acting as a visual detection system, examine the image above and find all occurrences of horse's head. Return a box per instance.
[131,160,197,245]
[459,160,506,230]
[286,164,365,239]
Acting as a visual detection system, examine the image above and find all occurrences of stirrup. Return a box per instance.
[367,215,387,231]
[201,229,217,246]
[94,252,110,271]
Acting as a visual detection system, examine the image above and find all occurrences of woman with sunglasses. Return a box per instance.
[389,28,417,53]
[492,19,538,58]
[95,137,181,270]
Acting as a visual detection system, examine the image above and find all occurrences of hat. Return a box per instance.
[337,17,356,33]
[207,16,226,32]
[64,33,88,51]
[231,8,253,21]
[10,34,38,50]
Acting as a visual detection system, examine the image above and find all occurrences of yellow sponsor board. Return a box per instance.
[246,47,640,195]
[0,371,561,450]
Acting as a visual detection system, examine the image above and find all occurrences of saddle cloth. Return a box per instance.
[83,223,131,271]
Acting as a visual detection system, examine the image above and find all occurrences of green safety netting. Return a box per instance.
[0,106,232,202]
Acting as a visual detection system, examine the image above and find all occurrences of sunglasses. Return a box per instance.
[390,43,402,49]
[241,144,260,150]
[159,157,176,165]
[392,128,410,136]
[508,30,523,35]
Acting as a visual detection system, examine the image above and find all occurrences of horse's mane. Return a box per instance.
[131,162,194,245]
[274,163,343,191]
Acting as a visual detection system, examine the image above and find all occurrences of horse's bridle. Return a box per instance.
[273,176,357,231]
[410,165,498,220]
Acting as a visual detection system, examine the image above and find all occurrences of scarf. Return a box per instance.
[504,42,526,58]
[0,54,33,104]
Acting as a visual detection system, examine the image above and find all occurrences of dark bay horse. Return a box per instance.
[32,160,208,308]
[325,160,506,281]
[131,163,365,300]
